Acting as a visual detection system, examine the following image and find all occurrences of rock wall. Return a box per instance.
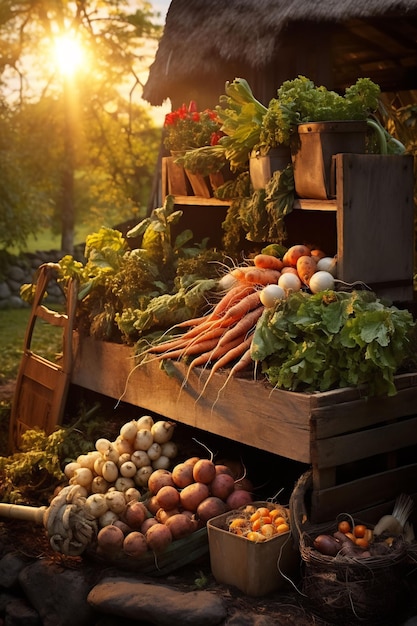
[0,247,84,310]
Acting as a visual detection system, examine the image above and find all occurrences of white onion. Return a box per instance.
[124,487,141,503]
[86,493,108,518]
[151,421,175,444]
[113,436,133,456]
[160,441,178,460]
[134,465,153,488]
[93,456,106,476]
[136,415,154,430]
[309,270,335,294]
[102,444,120,464]
[119,419,138,442]
[117,453,132,468]
[105,490,127,514]
[152,455,171,470]
[119,461,137,478]
[91,476,110,494]
[131,450,151,468]
[64,461,80,479]
[114,476,135,492]
[99,510,119,528]
[259,284,286,308]
[134,429,154,451]
[72,467,94,488]
[146,442,162,462]
[278,272,302,293]
[102,460,119,483]
[316,256,338,277]
[95,438,113,454]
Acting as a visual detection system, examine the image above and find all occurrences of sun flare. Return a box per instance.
[54,33,85,76]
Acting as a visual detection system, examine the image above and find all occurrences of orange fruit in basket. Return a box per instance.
[260,524,276,539]
[355,537,369,549]
[252,516,272,531]
[353,524,367,538]
[250,507,270,522]
[272,516,287,527]
[229,517,247,529]
[247,531,266,542]
[338,520,351,534]
[276,522,290,534]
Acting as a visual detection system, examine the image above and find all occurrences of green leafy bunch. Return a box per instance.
[276,75,381,123]
[251,290,415,396]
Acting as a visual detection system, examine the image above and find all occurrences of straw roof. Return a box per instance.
[143,0,417,105]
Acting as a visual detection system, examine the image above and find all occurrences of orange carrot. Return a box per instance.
[222,290,261,321]
[253,254,284,271]
[198,335,254,398]
[282,244,311,267]
[296,255,317,286]
[231,266,281,286]
[216,305,263,349]
[152,335,223,362]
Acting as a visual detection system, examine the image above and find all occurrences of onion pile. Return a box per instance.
[64,415,178,505]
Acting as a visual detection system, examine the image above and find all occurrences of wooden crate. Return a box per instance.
[71,335,417,522]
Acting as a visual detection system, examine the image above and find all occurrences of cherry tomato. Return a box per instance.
[353,524,367,538]
[338,520,351,534]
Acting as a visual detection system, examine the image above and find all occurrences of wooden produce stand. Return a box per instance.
[71,153,417,524]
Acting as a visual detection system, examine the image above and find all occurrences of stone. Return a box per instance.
[18,559,96,626]
[0,552,29,588]
[88,577,227,625]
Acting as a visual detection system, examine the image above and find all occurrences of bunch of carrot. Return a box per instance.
[141,247,327,391]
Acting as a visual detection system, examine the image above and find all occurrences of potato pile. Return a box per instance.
[62,415,254,560]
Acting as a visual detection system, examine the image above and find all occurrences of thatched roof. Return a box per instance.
[143,0,417,106]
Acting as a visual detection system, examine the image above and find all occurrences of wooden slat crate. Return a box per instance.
[71,336,417,523]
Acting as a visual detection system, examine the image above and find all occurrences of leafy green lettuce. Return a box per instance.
[251,290,415,396]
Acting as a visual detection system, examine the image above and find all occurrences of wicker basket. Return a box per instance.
[290,470,410,625]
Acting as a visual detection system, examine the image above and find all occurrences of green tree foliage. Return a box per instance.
[0,0,163,252]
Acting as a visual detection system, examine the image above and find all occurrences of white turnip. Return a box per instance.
[151,420,175,444]
[134,429,154,451]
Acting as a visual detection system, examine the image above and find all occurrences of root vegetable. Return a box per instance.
[316,256,337,276]
[192,459,217,484]
[91,476,110,494]
[313,534,341,556]
[147,495,161,516]
[156,507,180,523]
[151,455,171,470]
[102,461,119,484]
[146,523,173,554]
[296,255,317,286]
[226,489,253,509]
[141,517,159,534]
[77,452,100,471]
[283,245,311,266]
[147,442,162,462]
[64,462,80,480]
[131,450,151,469]
[147,469,175,494]
[134,429,154,451]
[117,453,132,468]
[165,513,195,540]
[253,254,284,271]
[93,457,106,476]
[102,443,119,464]
[119,461,137,478]
[72,467,94,489]
[114,477,135,492]
[105,491,127,515]
[123,531,148,558]
[160,441,178,460]
[97,525,124,554]
[259,284,286,308]
[95,438,113,454]
[172,462,195,488]
[113,520,132,535]
[180,482,210,512]
[278,272,302,293]
[156,485,181,511]
[124,487,141,503]
[209,473,235,500]
[215,464,234,477]
[134,466,153,488]
[113,436,133,456]
[99,510,119,527]
[197,496,228,523]
[308,270,335,293]
[151,420,176,444]
[123,501,148,529]
[86,493,108,518]
[119,420,138,442]
[136,415,154,430]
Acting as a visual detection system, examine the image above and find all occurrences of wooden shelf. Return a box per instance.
[293,198,337,211]
[173,195,230,206]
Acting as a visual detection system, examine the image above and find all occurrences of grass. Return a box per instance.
[0,307,64,383]
[6,226,92,255]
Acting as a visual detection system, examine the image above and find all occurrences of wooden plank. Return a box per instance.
[312,415,417,469]
[336,153,414,302]
[173,195,229,206]
[312,384,417,439]
[293,199,337,211]
[71,335,312,462]
[310,464,417,523]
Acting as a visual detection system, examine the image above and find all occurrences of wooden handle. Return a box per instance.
[0,503,46,525]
